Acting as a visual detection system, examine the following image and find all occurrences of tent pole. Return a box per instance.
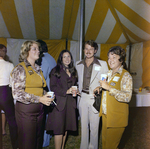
[66,38,68,50]
[79,0,84,60]
[128,43,132,72]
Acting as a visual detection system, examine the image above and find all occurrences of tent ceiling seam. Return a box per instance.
[106,0,131,44]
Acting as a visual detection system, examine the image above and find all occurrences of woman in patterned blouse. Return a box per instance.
[11,41,54,149]
[94,46,133,149]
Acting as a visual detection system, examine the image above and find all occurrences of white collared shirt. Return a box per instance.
[0,59,14,86]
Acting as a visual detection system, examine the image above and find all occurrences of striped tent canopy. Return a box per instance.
[0,0,150,44]
[0,0,150,89]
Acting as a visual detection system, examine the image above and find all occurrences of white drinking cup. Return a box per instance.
[47,91,54,98]
[47,91,57,106]
[72,86,77,97]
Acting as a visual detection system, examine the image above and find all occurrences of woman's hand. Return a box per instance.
[93,86,101,94]
[39,94,54,106]
[66,87,72,94]
[66,87,80,96]
[99,80,111,91]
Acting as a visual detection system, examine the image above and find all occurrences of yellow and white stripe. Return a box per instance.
[0,0,150,43]
[0,0,150,88]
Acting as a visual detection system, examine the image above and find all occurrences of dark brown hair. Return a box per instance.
[108,46,127,70]
[0,44,7,58]
[84,40,98,51]
[54,49,77,78]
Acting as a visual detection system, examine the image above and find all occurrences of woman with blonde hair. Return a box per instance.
[11,40,54,149]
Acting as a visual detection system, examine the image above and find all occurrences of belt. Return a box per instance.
[82,89,89,94]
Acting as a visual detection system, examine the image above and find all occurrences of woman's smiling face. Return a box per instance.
[62,52,71,67]
[108,52,122,73]
[28,43,40,61]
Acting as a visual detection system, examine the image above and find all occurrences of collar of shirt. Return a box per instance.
[108,65,123,79]
[0,59,5,62]
[24,59,41,73]
[77,57,101,66]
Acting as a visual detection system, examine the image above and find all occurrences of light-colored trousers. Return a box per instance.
[79,93,100,149]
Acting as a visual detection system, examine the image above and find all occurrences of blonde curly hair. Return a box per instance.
[19,40,41,62]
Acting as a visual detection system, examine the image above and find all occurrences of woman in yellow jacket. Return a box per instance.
[94,46,132,149]
[11,41,54,149]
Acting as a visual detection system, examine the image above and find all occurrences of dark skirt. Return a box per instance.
[46,97,77,135]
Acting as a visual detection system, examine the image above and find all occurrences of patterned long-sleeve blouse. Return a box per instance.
[102,66,133,114]
[11,60,45,104]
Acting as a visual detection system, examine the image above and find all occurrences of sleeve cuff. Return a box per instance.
[30,95,40,103]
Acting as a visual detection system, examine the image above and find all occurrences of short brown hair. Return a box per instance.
[84,40,98,51]
[108,46,127,70]
[108,46,126,62]
[0,44,7,58]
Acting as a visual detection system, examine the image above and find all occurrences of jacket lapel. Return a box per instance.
[80,64,84,88]
[90,64,101,86]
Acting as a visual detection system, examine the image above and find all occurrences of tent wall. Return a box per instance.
[44,39,67,62]
[143,40,150,88]
[0,38,76,66]
[127,43,143,88]
[0,38,7,47]
[125,41,150,89]
[0,37,149,89]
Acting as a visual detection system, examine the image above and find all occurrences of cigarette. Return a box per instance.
[52,100,57,106]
